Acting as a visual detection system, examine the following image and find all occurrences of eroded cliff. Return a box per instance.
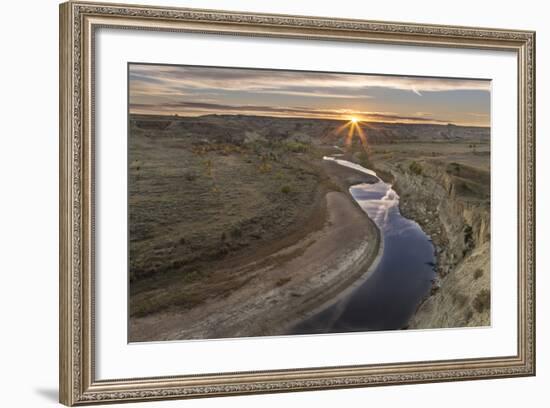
[375,157,491,329]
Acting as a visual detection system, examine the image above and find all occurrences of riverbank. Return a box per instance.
[129,162,380,341]
[367,143,491,329]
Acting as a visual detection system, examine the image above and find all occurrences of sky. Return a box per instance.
[129,63,491,127]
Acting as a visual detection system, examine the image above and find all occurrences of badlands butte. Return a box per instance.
[128,114,490,341]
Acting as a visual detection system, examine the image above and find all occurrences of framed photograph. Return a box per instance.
[59,1,536,405]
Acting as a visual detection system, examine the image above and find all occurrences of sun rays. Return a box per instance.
[335,117,371,152]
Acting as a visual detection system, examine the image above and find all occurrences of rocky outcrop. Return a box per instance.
[376,159,491,329]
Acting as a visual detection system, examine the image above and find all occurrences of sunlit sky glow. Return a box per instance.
[129,64,491,127]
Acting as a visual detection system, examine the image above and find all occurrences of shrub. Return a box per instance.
[284,141,309,153]
[230,226,243,238]
[454,293,468,307]
[409,161,423,175]
[463,224,474,250]
[258,160,272,173]
[473,268,483,280]
[447,162,461,175]
[202,159,213,176]
[281,185,291,194]
[473,289,491,313]
[184,171,197,181]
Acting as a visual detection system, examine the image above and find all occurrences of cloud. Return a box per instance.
[128,63,491,126]
[129,64,491,98]
[130,101,449,124]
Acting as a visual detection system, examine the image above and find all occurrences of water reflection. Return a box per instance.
[292,160,435,334]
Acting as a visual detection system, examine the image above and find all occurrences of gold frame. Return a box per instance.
[59,1,536,405]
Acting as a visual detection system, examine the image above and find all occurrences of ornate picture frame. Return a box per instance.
[59,1,535,405]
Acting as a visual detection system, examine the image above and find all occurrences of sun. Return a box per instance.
[334,115,369,153]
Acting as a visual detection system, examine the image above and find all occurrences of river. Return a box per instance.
[292,157,436,334]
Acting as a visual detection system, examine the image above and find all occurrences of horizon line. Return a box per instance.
[128,111,490,128]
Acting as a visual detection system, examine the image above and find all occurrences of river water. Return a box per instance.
[292,158,436,334]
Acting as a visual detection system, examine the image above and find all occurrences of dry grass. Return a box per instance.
[128,119,334,317]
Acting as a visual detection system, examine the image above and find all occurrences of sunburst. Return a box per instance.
[334,117,370,153]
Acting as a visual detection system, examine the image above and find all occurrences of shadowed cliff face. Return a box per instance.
[374,158,490,329]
